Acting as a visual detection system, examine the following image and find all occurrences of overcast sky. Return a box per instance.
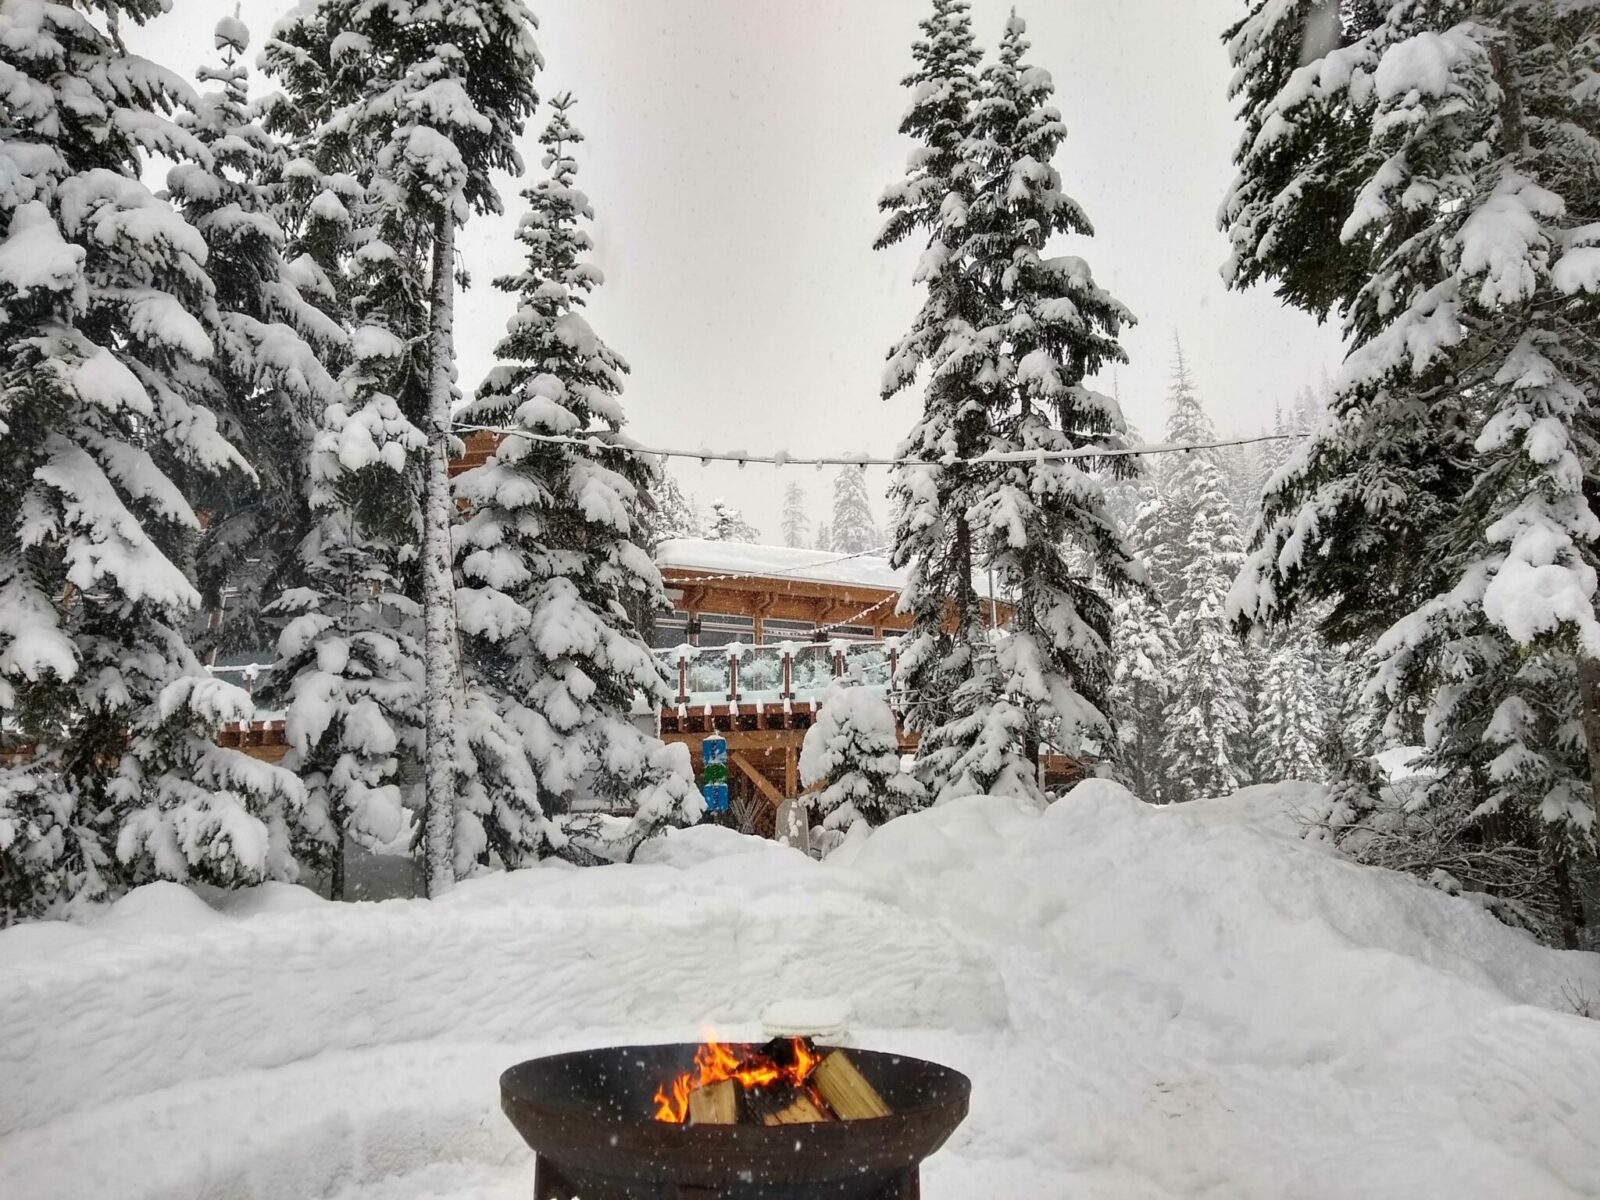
[128,0,1343,543]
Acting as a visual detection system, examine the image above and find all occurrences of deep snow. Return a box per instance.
[3,781,1599,1199]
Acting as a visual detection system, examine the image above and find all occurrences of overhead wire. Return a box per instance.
[453,424,1306,469]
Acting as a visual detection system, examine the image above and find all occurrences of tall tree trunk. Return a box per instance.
[422,215,460,898]
[1579,654,1600,856]
[1551,850,1579,952]
[330,829,345,901]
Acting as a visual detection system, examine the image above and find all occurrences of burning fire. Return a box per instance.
[653,1038,823,1123]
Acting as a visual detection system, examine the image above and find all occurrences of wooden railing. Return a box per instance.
[658,639,899,710]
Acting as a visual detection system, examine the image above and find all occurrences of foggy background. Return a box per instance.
[129,0,1343,542]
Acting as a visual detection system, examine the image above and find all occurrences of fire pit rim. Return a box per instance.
[499,1040,972,1195]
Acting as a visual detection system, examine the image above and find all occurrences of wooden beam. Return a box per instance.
[730,751,785,807]
[784,745,798,798]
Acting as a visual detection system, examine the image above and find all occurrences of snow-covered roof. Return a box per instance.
[654,538,906,593]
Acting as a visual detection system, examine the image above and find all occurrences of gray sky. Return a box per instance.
[129,0,1343,542]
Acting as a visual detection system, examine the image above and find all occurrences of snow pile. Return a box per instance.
[3,784,1599,1200]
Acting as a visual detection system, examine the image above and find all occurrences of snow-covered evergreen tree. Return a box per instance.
[257,3,429,896]
[264,0,541,895]
[171,16,345,661]
[780,482,811,548]
[265,500,424,896]
[705,500,759,543]
[829,466,878,553]
[1163,453,1247,801]
[918,635,1040,802]
[1223,0,1600,943]
[880,7,1137,798]
[877,0,989,766]
[456,95,698,861]
[1148,340,1215,611]
[814,522,834,553]
[1257,624,1327,784]
[645,465,702,547]
[959,13,1138,780]
[1,0,303,919]
[1109,494,1174,803]
[800,685,925,828]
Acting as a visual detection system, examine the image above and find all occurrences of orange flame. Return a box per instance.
[653,1038,824,1123]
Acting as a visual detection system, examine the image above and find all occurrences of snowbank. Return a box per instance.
[3,784,1598,1199]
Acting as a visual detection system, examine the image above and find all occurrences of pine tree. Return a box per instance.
[877,0,989,770]
[1223,1,1600,943]
[800,686,926,828]
[1109,494,1175,803]
[171,16,345,662]
[259,4,429,898]
[829,466,878,553]
[958,13,1138,786]
[780,481,811,548]
[880,7,1137,800]
[814,522,833,553]
[920,636,1039,802]
[267,504,424,896]
[645,466,702,547]
[1,0,303,919]
[1257,623,1326,783]
[1163,454,1247,801]
[456,95,699,861]
[1148,340,1215,611]
[263,0,541,895]
[705,500,759,543]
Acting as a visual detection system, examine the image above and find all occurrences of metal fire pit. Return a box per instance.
[500,1042,971,1199]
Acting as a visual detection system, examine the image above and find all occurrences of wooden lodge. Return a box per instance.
[13,433,1085,841]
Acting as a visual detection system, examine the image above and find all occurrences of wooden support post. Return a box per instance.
[784,745,798,797]
[730,751,785,807]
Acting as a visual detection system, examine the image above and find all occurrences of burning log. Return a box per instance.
[652,1038,892,1126]
[758,1090,834,1126]
[686,1078,738,1126]
[811,1050,892,1120]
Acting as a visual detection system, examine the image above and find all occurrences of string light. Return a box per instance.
[453,424,1306,469]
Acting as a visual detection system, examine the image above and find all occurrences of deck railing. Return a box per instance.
[659,639,899,710]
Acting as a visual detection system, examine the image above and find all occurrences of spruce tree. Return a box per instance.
[958,13,1138,787]
[1148,340,1214,612]
[877,0,989,772]
[263,0,541,895]
[1223,0,1600,942]
[645,465,702,547]
[258,4,429,898]
[829,466,878,553]
[1257,624,1327,783]
[1109,494,1175,803]
[780,482,811,548]
[1163,453,1248,801]
[171,16,345,662]
[800,686,925,829]
[705,500,759,543]
[456,95,699,861]
[880,7,1137,799]
[1,0,303,919]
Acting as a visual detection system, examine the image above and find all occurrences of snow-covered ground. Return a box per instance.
[4,782,1599,1200]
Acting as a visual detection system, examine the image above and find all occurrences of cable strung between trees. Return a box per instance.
[453,424,1307,469]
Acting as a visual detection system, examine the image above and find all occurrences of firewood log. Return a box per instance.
[811,1050,891,1119]
[758,1089,833,1125]
[686,1078,738,1125]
